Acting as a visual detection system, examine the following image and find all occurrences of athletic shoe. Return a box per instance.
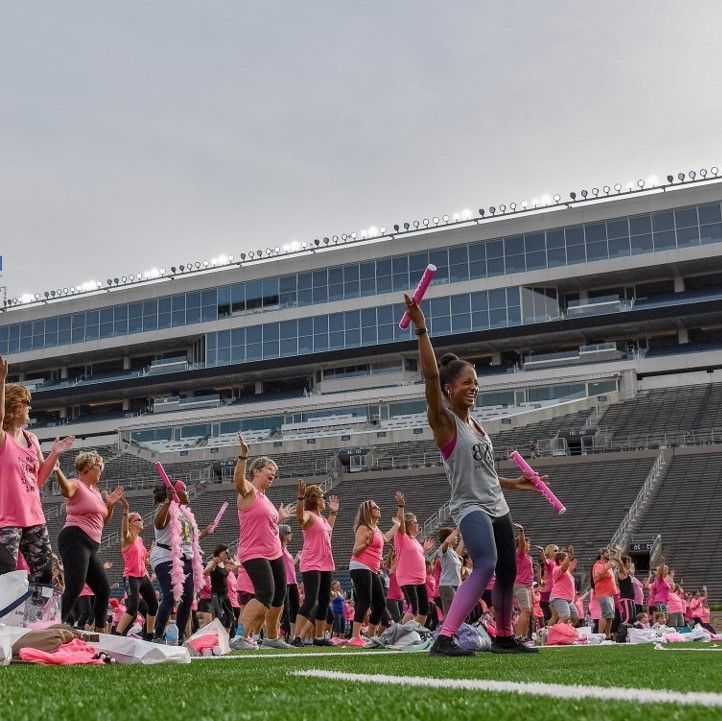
[260,637,294,649]
[312,637,334,647]
[290,636,305,647]
[429,634,475,657]
[490,635,540,654]
[230,636,258,650]
[348,636,367,647]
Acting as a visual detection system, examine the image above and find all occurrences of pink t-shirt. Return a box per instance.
[551,565,575,601]
[300,514,335,572]
[111,604,125,625]
[649,577,672,605]
[236,564,255,594]
[351,526,384,573]
[515,550,533,587]
[574,596,584,618]
[394,533,426,586]
[64,480,108,543]
[425,572,438,599]
[122,536,148,578]
[0,431,44,528]
[667,591,684,614]
[226,571,240,608]
[387,570,404,601]
[699,605,710,624]
[592,561,616,598]
[237,491,282,562]
[542,558,555,596]
[631,575,644,605]
[282,546,297,584]
[532,589,543,617]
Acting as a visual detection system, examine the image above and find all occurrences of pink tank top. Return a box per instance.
[282,546,297,584]
[122,536,148,577]
[237,491,282,562]
[236,563,255,594]
[387,570,404,601]
[352,525,384,573]
[200,575,212,600]
[0,431,44,528]
[64,480,108,543]
[394,532,426,586]
[300,514,335,572]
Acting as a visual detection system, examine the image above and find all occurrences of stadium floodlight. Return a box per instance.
[677,173,685,182]
[432,217,439,225]
[412,220,419,228]
[360,230,367,238]
[510,202,517,211]
[129,274,135,281]
[341,233,348,241]
[51,290,56,297]
[273,246,280,254]
[552,195,560,203]
[614,183,622,192]
[626,182,634,191]
[637,179,645,188]
[170,266,177,273]
[393,224,400,232]
[380,226,387,234]
[647,175,659,186]
[479,208,485,217]
[531,198,539,207]
[442,214,449,223]
[489,206,496,215]
[591,188,599,197]
[499,204,506,213]
[332,235,339,243]
[239,253,246,260]
[540,195,552,205]
[403,223,410,230]
[44,291,50,298]
[711,166,719,176]
[370,225,379,235]
[700,169,708,178]
[689,171,696,180]
[580,190,588,199]
[666,174,674,183]
[422,219,429,227]
[350,232,357,239]
[452,213,460,222]
[300,241,307,249]
[461,209,472,220]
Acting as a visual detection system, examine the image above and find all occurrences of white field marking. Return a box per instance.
[292,670,722,708]
[654,643,722,652]
[191,650,401,661]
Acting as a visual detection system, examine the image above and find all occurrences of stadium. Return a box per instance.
[3,165,722,717]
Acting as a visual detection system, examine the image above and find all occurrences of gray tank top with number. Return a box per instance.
[442,414,509,523]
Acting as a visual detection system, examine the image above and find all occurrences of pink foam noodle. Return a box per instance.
[210,501,229,532]
[509,450,566,514]
[155,462,180,502]
[399,264,437,329]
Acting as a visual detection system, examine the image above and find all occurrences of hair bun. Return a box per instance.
[438,353,459,367]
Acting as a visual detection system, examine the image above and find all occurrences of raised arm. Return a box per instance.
[102,486,124,526]
[154,488,174,530]
[54,463,77,499]
[296,479,312,529]
[36,436,76,487]
[233,432,253,497]
[402,294,455,447]
[326,495,339,530]
[513,523,528,553]
[383,517,401,543]
[118,496,131,546]
[395,491,406,534]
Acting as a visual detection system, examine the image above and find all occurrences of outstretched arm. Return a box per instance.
[395,491,406,534]
[403,294,455,448]
[54,463,77,499]
[233,433,253,497]
[296,479,312,529]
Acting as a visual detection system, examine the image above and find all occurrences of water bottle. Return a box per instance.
[165,620,179,645]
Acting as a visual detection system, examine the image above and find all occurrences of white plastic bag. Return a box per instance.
[0,571,31,627]
[89,632,191,664]
[184,618,230,657]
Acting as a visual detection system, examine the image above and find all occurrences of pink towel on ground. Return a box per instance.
[19,638,104,665]
[187,633,219,654]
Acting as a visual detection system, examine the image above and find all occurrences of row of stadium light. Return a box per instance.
[2,166,719,310]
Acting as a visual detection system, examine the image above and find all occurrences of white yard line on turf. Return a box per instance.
[191,650,402,660]
[292,670,722,708]
[654,643,722,653]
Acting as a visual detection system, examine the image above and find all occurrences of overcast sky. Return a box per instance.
[2,1,721,298]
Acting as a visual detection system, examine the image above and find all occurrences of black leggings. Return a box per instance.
[73,596,93,628]
[58,526,110,629]
[242,557,286,608]
[123,575,159,619]
[282,584,299,635]
[350,568,390,626]
[401,583,429,616]
[299,570,333,622]
[154,558,194,641]
[211,592,235,629]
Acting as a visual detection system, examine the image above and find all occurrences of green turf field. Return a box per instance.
[2,645,722,721]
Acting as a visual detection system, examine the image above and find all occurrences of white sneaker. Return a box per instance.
[230,636,258,650]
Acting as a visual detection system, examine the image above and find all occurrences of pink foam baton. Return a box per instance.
[210,501,229,532]
[155,462,180,503]
[509,450,566,514]
[399,264,437,329]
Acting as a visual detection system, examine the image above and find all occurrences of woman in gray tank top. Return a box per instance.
[403,292,545,657]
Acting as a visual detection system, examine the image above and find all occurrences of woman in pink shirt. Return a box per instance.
[513,524,534,639]
[0,358,74,580]
[291,480,339,647]
[394,491,434,625]
[666,584,686,628]
[278,525,299,641]
[55,452,123,631]
[384,550,405,623]
[234,433,292,649]
[348,499,399,645]
[649,564,673,612]
[114,497,157,638]
[549,550,576,624]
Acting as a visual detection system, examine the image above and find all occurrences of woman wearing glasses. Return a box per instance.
[0,356,75,581]
[55,451,124,631]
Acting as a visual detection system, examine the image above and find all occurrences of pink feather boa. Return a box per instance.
[168,501,204,602]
